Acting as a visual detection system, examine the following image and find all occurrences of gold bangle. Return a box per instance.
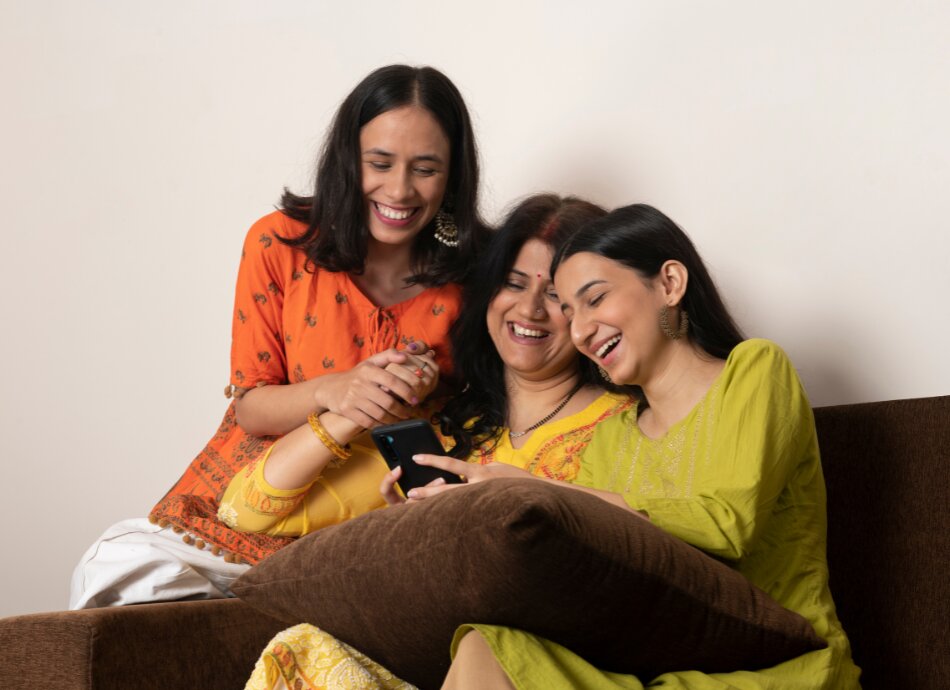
[307,412,352,466]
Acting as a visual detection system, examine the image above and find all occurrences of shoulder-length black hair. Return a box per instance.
[279,64,488,286]
[551,203,745,361]
[437,194,621,458]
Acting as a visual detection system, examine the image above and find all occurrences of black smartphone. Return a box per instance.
[371,419,464,494]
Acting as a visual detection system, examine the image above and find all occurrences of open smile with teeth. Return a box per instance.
[510,323,550,339]
[595,335,621,359]
[374,202,418,221]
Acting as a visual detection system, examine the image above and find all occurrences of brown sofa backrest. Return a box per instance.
[815,395,949,690]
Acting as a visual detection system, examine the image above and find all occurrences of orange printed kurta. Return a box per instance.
[149,210,462,564]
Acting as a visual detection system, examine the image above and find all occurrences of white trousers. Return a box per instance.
[69,517,251,609]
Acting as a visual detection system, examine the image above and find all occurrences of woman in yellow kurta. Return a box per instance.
[240,194,636,689]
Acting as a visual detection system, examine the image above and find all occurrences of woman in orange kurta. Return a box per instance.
[148,210,467,564]
[69,65,489,608]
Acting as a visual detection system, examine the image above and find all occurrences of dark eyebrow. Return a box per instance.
[574,279,606,298]
[561,279,605,314]
[363,148,445,164]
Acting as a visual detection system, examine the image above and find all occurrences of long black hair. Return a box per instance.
[551,203,744,361]
[437,194,618,458]
[279,65,488,285]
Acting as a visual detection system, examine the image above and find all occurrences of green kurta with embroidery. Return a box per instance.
[461,339,861,689]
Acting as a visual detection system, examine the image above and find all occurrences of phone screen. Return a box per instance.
[371,419,464,494]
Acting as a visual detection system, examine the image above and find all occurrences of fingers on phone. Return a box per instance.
[380,466,405,505]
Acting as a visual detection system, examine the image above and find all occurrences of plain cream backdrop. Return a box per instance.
[1,1,947,617]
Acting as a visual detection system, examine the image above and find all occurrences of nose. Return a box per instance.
[570,311,596,349]
[517,288,546,319]
[383,167,413,202]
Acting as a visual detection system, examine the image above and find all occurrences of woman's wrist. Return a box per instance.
[319,411,364,445]
[308,375,332,414]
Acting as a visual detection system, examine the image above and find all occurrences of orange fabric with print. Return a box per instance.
[149,210,462,564]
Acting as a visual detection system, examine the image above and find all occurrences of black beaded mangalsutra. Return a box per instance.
[509,382,584,438]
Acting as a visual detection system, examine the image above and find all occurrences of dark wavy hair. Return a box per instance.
[279,65,488,286]
[436,194,620,458]
[551,203,745,363]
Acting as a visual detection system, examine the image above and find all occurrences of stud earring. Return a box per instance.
[434,209,459,247]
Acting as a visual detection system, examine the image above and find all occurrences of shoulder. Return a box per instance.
[422,281,463,304]
[725,338,796,378]
[721,338,811,411]
[244,209,308,245]
[239,210,308,267]
[591,391,636,419]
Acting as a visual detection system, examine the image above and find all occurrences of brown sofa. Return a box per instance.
[1,395,947,689]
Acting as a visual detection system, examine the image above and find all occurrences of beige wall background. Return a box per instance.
[1,1,947,618]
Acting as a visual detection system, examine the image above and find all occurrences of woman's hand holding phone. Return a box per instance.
[380,453,533,504]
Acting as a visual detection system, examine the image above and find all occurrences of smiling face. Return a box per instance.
[555,251,672,386]
[360,105,451,249]
[486,239,579,382]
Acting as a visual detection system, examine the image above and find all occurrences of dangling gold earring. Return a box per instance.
[659,305,689,340]
[434,209,459,247]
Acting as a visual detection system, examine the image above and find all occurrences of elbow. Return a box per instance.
[690,517,755,562]
[234,397,269,437]
[217,500,276,535]
[714,542,748,563]
[707,525,757,562]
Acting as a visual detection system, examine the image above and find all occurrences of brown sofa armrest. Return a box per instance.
[0,598,288,690]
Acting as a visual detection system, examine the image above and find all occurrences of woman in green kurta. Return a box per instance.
[458,340,858,689]
[435,203,861,688]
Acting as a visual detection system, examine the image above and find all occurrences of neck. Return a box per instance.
[363,239,413,284]
[352,240,420,307]
[504,368,585,432]
[639,341,724,433]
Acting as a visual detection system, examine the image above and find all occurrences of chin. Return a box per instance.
[368,226,424,247]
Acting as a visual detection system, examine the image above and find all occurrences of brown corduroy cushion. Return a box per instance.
[233,478,825,690]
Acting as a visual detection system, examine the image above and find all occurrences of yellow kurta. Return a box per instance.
[221,392,631,538]
[467,339,861,689]
[243,392,631,690]
[218,436,396,538]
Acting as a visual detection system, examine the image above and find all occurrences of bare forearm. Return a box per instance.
[233,378,328,437]
[235,348,438,436]
[262,412,364,489]
[405,457,650,522]
[538,477,650,519]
